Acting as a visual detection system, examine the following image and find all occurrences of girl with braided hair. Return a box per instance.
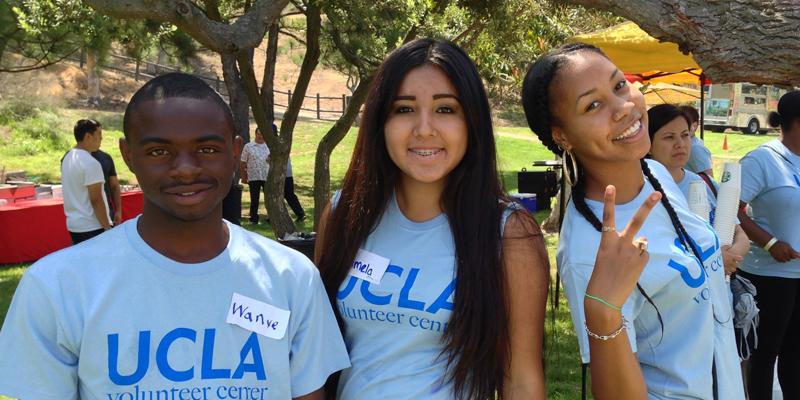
[522,43,744,399]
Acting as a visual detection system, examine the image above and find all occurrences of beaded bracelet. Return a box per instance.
[585,293,622,311]
[585,317,628,341]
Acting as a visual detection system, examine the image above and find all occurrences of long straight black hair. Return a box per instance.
[317,38,510,399]
[521,43,706,332]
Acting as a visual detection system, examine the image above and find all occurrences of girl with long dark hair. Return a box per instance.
[737,90,800,399]
[646,104,749,276]
[522,43,744,399]
[315,38,549,399]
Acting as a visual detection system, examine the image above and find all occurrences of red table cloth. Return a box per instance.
[0,191,144,264]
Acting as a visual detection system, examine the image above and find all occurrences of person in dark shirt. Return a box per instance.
[92,149,122,225]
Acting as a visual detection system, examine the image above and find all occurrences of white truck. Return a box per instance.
[703,83,786,135]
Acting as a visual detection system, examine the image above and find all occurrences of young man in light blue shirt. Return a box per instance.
[0,73,349,400]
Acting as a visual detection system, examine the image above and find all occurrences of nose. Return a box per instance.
[611,96,636,122]
[413,109,436,138]
[170,151,202,181]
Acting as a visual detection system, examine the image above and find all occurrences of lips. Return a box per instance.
[613,119,642,141]
[162,182,215,204]
[408,148,444,157]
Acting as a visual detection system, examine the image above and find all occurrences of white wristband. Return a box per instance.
[764,237,779,252]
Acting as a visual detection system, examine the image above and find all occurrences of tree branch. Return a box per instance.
[84,0,290,53]
[278,28,307,46]
[562,0,800,84]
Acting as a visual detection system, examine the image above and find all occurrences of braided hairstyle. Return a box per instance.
[521,43,707,334]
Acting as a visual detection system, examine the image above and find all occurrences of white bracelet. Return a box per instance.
[585,317,628,341]
[764,237,779,252]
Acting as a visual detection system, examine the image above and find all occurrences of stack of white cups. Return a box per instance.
[688,180,711,223]
[713,162,742,247]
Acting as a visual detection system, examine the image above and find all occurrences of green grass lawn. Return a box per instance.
[0,105,775,399]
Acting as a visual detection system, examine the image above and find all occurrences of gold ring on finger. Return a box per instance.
[602,226,616,232]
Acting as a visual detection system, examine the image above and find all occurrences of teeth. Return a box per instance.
[411,149,441,156]
[613,120,641,141]
[179,192,196,196]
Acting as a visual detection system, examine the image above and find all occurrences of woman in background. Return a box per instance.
[646,103,749,277]
[737,90,800,399]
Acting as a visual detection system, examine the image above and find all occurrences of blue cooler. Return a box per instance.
[510,193,537,213]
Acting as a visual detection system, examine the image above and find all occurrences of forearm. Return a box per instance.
[112,185,122,216]
[585,302,647,400]
[90,198,112,229]
[737,203,772,246]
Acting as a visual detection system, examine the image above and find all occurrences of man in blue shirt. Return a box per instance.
[0,73,349,400]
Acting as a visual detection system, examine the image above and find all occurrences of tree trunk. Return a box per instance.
[221,53,252,142]
[261,22,280,124]
[86,49,101,107]
[312,73,373,228]
[563,0,800,85]
[257,2,321,238]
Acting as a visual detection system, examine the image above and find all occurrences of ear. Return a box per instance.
[551,126,574,151]
[119,137,134,173]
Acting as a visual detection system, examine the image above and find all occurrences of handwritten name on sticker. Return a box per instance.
[348,249,390,284]
[227,293,291,340]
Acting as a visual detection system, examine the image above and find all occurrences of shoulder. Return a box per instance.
[25,227,128,290]
[229,224,321,285]
[501,204,542,240]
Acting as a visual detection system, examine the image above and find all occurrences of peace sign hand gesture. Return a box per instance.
[586,185,662,314]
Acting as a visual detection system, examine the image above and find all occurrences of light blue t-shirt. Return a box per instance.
[686,136,713,174]
[676,169,718,224]
[739,139,800,279]
[0,218,350,400]
[558,159,743,400]
[334,191,517,399]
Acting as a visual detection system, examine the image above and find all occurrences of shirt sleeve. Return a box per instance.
[108,156,117,177]
[559,261,638,364]
[740,153,766,203]
[0,271,79,400]
[288,267,350,397]
[240,144,250,162]
[688,140,713,173]
[83,157,105,187]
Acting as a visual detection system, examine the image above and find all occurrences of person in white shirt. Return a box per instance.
[240,127,271,224]
[61,118,112,244]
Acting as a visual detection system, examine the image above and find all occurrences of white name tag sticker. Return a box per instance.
[226,293,290,340]
[348,249,391,284]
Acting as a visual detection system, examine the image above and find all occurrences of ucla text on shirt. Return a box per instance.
[106,328,269,400]
[338,264,454,332]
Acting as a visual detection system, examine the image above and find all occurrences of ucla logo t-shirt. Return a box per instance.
[0,218,350,400]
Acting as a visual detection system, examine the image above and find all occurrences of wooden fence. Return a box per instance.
[70,52,351,121]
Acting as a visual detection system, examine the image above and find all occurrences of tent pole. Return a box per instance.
[700,73,706,140]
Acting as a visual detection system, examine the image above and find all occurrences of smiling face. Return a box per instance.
[549,51,649,168]
[121,97,241,223]
[649,116,692,171]
[383,64,468,191]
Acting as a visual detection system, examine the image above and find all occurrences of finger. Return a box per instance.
[600,185,617,237]
[634,236,649,256]
[622,191,662,240]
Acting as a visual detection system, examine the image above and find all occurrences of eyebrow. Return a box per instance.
[575,68,622,105]
[138,133,227,145]
[394,94,460,101]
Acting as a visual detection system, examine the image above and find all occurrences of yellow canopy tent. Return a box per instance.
[572,21,703,84]
[572,21,710,137]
